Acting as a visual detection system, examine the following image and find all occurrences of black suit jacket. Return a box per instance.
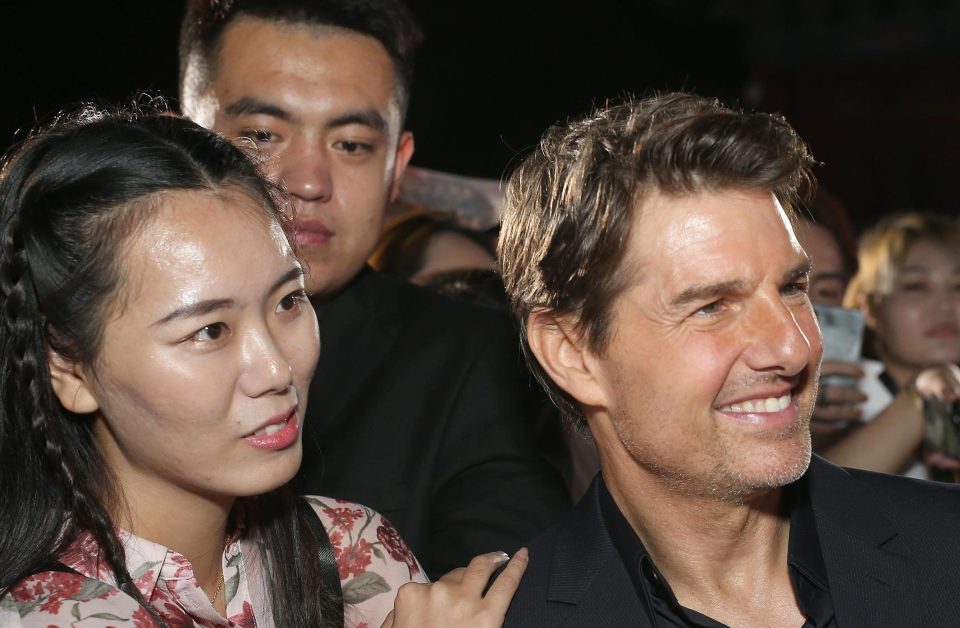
[505,456,960,626]
[295,268,570,577]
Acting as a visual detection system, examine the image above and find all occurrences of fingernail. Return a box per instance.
[515,547,529,561]
[488,551,510,564]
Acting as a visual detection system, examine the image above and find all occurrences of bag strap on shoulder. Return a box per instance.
[298,498,345,628]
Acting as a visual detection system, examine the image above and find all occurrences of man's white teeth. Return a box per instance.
[254,422,285,437]
[720,393,791,413]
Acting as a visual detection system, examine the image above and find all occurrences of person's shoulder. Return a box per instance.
[302,496,428,627]
[302,495,428,584]
[1,569,146,626]
[843,465,960,509]
[375,270,514,333]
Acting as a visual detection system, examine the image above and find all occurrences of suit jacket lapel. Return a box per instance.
[310,268,401,431]
[546,479,649,626]
[807,457,923,626]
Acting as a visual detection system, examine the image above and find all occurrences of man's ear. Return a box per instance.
[47,349,99,414]
[526,310,607,409]
[388,131,415,202]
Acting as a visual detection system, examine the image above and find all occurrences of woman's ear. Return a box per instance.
[859,293,879,330]
[526,310,608,409]
[47,348,99,414]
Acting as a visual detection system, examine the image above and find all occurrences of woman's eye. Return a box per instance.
[898,282,926,293]
[277,290,308,313]
[193,323,227,342]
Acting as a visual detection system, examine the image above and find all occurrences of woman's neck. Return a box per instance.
[110,478,233,600]
[875,346,922,390]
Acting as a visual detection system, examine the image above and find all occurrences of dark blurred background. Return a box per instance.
[3,1,959,229]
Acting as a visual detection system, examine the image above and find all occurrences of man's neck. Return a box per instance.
[597,436,803,625]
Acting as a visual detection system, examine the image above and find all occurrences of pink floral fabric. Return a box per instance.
[0,497,427,627]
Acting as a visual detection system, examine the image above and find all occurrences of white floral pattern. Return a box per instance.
[0,497,427,627]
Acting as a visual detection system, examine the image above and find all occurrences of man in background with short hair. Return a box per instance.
[179,0,569,577]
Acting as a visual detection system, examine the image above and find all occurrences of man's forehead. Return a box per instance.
[627,188,806,291]
[208,15,402,129]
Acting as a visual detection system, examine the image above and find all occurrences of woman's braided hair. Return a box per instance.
[0,105,336,625]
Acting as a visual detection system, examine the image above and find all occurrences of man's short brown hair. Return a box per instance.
[498,92,815,428]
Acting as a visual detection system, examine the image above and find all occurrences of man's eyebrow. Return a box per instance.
[669,279,751,311]
[152,266,304,327]
[785,259,814,283]
[668,259,814,311]
[327,109,388,133]
[223,97,297,123]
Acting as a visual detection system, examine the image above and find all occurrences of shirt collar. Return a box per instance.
[599,470,834,626]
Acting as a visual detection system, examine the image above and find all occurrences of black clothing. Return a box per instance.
[505,455,960,627]
[295,268,570,577]
[599,475,834,627]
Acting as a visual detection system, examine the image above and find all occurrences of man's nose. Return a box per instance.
[744,294,815,377]
[277,140,333,204]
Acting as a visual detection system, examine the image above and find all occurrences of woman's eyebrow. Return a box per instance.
[152,267,304,327]
[153,298,235,326]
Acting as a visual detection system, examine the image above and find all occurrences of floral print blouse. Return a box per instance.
[0,497,427,627]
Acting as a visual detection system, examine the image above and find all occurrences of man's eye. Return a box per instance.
[695,301,724,316]
[192,323,227,342]
[783,281,809,297]
[335,140,373,154]
[239,129,275,144]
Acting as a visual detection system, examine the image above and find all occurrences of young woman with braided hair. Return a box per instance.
[0,108,526,627]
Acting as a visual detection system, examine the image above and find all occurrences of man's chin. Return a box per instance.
[303,256,368,299]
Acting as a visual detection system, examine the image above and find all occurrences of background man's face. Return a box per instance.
[590,188,821,500]
[195,17,412,296]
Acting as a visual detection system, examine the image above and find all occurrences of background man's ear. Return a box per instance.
[47,349,99,414]
[389,131,415,202]
[526,310,607,409]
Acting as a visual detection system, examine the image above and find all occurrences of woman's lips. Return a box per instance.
[924,323,960,339]
[243,408,299,450]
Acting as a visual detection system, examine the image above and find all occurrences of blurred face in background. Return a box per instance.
[794,220,848,307]
[868,239,960,374]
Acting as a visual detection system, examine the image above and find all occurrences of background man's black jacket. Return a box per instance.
[504,455,960,626]
[295,268,571,577]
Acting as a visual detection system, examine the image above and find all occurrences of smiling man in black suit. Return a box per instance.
[497,92,960,627]
[178,0,570,578]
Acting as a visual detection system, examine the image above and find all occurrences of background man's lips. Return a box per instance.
[293,230,332,246]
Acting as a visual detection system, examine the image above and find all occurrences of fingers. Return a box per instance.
[813,403,862,423]
[387,552,526,628]
[813,381,865,423]
[916,364,960,401]
[926,451,960,471]
[458,551,511,592]
[437,567,466,584]
[481,548,529,614]
[380,610,395,628]
[819,360,864,378]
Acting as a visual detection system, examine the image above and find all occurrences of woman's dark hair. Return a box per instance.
[0,106,337,626]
